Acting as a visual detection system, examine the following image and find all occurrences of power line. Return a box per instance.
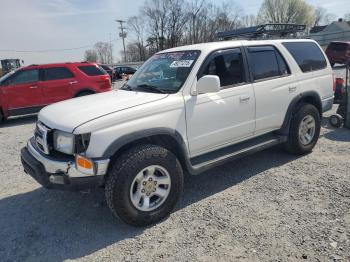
[0,37,120,53]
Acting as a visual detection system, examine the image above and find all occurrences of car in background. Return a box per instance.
[325,41,350,67]
[99,64,114,80]
[114,66,137,79]
[0,62,112,122]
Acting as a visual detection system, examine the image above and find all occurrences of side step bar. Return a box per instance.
[189,133,287,174]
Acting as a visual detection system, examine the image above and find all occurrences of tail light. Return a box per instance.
[335,77,345,93]
[333,74,336,92]
[96,75,111,90]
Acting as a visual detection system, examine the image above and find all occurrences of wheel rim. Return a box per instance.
[130,165,171,212]
[298,115,316,145]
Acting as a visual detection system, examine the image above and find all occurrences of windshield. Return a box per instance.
[123,50,200,94]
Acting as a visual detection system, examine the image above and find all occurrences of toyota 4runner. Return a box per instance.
[21,39,334,226]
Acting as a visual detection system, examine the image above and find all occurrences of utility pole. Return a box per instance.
[116,19,127,62]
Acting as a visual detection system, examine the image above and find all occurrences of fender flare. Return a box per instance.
[102,127,190,159]
[278,91,322,135]
[74,88,96,97]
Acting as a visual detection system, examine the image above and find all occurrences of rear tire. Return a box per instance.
[105,144,184,227]
[329,114,343,128]
[285,103,321,155]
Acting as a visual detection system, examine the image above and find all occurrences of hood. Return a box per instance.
[39,90,168,133]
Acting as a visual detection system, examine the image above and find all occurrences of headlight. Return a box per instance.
[53,130,75,155]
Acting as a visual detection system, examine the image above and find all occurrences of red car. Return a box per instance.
[0,62,111,122]
[325,41,350,67]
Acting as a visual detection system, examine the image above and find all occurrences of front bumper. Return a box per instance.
[21,139,110,191]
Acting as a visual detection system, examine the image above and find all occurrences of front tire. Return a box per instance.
[285,103,321,155]
[0,110,5,124]
[105,144,184,226]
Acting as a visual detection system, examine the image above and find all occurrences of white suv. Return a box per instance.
[21,39,334,226]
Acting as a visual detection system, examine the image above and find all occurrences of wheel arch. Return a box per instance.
[103,128,192,174]
[74,88,96,97]
[278,91,322,135]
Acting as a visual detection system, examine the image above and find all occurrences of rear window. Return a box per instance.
[78,65,105,76]
[283,42,327,72]
[44,67,74,80]
[328,43,349,52]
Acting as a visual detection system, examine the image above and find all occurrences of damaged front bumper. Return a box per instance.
[20,138,110,191]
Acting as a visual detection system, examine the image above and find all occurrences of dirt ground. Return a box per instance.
[0,105,349,262]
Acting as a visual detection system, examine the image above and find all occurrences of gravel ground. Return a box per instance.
[0,105,349,261]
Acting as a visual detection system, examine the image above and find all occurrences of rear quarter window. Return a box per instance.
[282,42,327,72]
[78,65,105,76]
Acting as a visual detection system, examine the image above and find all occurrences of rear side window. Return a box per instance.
[11,69,39,84]
[201,48,246,87]
[247,46,284,81]
[283,42,327,72]
[44,67,74,81]
[78,65,105,76]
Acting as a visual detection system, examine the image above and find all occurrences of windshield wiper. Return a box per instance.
[135,84,166,94]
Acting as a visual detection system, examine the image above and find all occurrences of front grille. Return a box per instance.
[34,122,51,155]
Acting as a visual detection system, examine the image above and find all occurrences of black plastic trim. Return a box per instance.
[9,105,45,117]
[103,127,189,158]
[277,91,322,135]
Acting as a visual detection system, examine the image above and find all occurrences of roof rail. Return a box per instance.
[217,23,306,40]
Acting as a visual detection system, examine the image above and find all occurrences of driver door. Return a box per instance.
[3,69,42,115]
[185,48,256,157]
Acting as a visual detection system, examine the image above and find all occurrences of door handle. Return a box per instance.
[69,81,78,85]
[289,86,297,92]
[240,96,250,102]
[29,86,38,89]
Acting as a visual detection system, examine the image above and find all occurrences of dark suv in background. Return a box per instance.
[326,41,350,67]
[114,66,137,79]
[0,62,111,122]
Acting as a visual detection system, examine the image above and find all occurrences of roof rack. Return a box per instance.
[217,23,306,40]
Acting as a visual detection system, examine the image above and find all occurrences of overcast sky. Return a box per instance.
[0,0,349,65]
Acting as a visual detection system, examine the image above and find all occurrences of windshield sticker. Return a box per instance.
[169,60,194,68]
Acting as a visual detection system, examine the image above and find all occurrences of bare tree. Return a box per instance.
[188,0,206,44]
[166,0,189,48]
[143,0,169,51]
[84,49,98,62]
[258,0,315,28]
[94,42,113,64]
[128,16,147,60]
[240,14,259,27]
[314,6,335,26]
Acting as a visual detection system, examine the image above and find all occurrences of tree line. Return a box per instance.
[85,0,350,64]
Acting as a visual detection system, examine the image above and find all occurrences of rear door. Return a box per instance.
[4,69,42,114]
[246,45,294,134]
[40,66,76,105]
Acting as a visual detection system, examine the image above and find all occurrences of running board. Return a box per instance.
[189,133,287,174]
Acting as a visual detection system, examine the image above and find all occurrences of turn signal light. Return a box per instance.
[76,155,94,175]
